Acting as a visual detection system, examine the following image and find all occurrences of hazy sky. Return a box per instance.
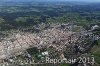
[67,0,100,2]
[54,0,100,2]
[1,0,100,2]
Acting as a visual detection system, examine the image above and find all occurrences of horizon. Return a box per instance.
[1,0,100,2]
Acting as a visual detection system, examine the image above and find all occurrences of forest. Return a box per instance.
[0,1,100,31]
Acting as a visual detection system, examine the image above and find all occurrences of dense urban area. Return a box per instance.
[0,0,100,66]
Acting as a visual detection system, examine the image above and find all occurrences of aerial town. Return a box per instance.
[0,23,99,66]
[0,0,100,66]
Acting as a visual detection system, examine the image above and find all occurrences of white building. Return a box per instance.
[42,51,49,56]
[91,25,99,30]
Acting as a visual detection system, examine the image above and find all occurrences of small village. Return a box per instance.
[0,23,100,66]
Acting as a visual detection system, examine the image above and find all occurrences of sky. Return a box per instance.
[66,0,100,2]
[1,0,100,2]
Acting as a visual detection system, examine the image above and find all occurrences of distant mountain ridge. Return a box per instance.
[0,0,92,5]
